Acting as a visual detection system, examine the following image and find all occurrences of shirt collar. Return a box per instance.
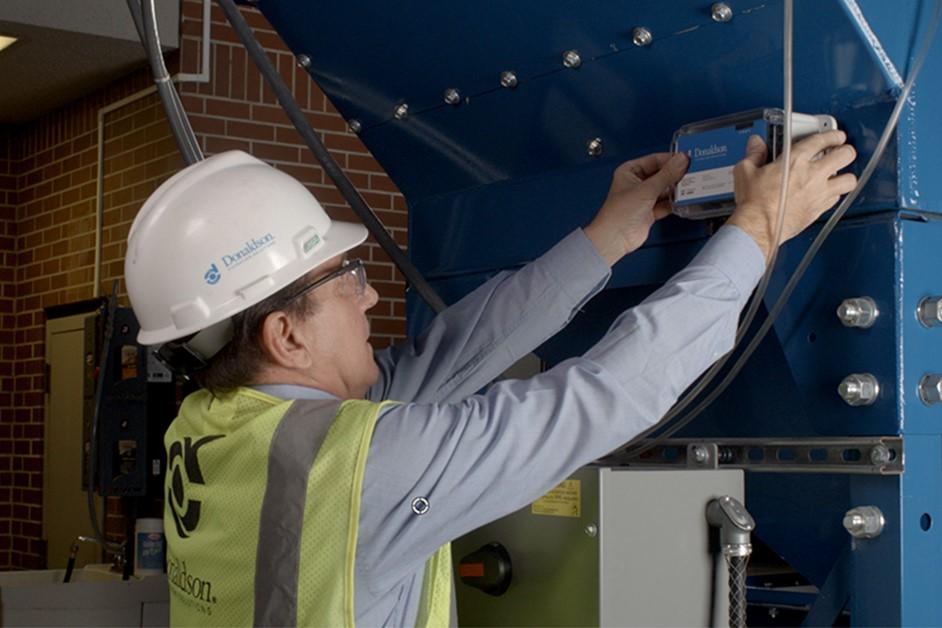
[249,384,339,401]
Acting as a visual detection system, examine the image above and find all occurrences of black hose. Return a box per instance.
[727,555,749,628]
[62,542,78,583]
[86,284,123,555]
[131,0,203,165]
[215,0,447,315]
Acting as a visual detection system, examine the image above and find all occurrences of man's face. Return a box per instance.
[299,254,380,398]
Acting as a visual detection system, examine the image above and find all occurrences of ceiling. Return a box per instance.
[0,0,179,124]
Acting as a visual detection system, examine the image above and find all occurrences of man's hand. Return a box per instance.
[584,152,689,266]
[728,131,858,258]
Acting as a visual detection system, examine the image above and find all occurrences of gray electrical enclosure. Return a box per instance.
[453,468,744,627]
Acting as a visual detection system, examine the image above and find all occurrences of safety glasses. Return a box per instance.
[287,258,367,302]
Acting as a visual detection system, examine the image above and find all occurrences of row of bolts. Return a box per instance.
[676,293,942,543]
[837,295,942,407]
[293,2,736,149]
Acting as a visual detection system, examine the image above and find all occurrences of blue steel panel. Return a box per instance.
[900,218,942,434]
[899,435,942,625]
[258,0,905,206]
[848,474,902,626]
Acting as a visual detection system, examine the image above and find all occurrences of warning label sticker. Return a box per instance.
[531,479,581,518]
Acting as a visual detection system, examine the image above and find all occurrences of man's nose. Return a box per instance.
[362,283,379,310]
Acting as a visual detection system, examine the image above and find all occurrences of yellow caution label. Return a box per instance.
[531,479,581,518]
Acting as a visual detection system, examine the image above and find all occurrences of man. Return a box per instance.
[125,131,856,626]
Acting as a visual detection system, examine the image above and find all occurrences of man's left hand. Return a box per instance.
[584,152,689,266]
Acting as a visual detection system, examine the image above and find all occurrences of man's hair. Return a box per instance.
[195,270,319,393]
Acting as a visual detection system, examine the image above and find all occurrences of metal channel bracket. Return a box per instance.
[601,437,904,475]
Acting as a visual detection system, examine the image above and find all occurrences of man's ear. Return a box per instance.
[259,310,313,369]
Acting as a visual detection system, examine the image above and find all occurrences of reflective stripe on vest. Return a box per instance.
[254,398,339,626]
[165,389,451,627]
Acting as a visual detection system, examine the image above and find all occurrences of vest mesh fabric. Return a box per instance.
[166,389,452,627]
[166,388,287,625]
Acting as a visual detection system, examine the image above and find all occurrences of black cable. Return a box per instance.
[215,0,447,315]
[727,555,749,628]
[87,282,123,555]
[131,0,204,165]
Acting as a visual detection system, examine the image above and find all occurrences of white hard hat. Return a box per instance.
[125,150,368,351]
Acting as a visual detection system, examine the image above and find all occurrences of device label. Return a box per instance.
[531,479,581,518]
[675,120,767,206]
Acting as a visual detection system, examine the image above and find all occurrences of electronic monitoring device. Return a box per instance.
[671,108,837,219]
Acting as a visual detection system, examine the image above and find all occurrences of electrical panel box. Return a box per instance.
[96,308,175,497]
[453,467,744,627]
[672,108,837,219]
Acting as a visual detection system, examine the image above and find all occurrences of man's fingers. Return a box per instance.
[815,144,856,175]
[742,135,768,168]
[641,152,689,193]
[827,172,858,196]
[791,130,847,161]
[620,152,675,180]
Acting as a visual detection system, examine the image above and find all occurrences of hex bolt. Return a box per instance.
[562,50,582,69]
[691,445,709,464]
[843,505,885,539]
[348,119,362,134]
[917,296,942,328]
[838,373,880,406]
[919,373,942,406]
[711,2,734,23]
[584,523,598,538]
[296,54,312,69]
[443,88,461,105]
[587,137,603,157]
[500,71,518,88]
[837,297,879,329]
[870,444,891,466]
[394,103,409,120]
[632,27,653,47]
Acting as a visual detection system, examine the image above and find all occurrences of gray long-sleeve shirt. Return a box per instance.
[255,224,765,626]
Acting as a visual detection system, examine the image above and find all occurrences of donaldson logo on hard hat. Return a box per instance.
[201,232,276,286]
[221,232,275,269]
[203,263,221,285]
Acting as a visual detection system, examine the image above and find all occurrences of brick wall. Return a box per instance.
[1,2,409,569]
[0,127,18,567]
[178,0,409,341]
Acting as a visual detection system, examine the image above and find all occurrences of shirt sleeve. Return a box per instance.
[356,225,765,593]
[366,229,611,404]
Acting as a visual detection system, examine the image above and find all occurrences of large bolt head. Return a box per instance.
[711,2,734,22]
[632,27,653,47]
[500,71,518,88]
[443,88,461,105]
[394,103,409,120]
[296,54,312,69]
[843,506,885,539]
[918,296,942,327]
[586,137,603,157]
[562,50,582,69]
[838,373,880,406]
[919,373,942,405]
[837,297,878,328]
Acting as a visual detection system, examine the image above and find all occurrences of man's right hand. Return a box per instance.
[727,130,858,258]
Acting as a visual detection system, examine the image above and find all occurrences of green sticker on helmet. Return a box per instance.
[303,234,321,253]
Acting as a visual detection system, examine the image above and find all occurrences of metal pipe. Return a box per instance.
[215,0,447,314]
[97,0,212,296]
[135,0,203,165]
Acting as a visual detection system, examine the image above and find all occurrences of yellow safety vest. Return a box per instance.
[163,387,452,626]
